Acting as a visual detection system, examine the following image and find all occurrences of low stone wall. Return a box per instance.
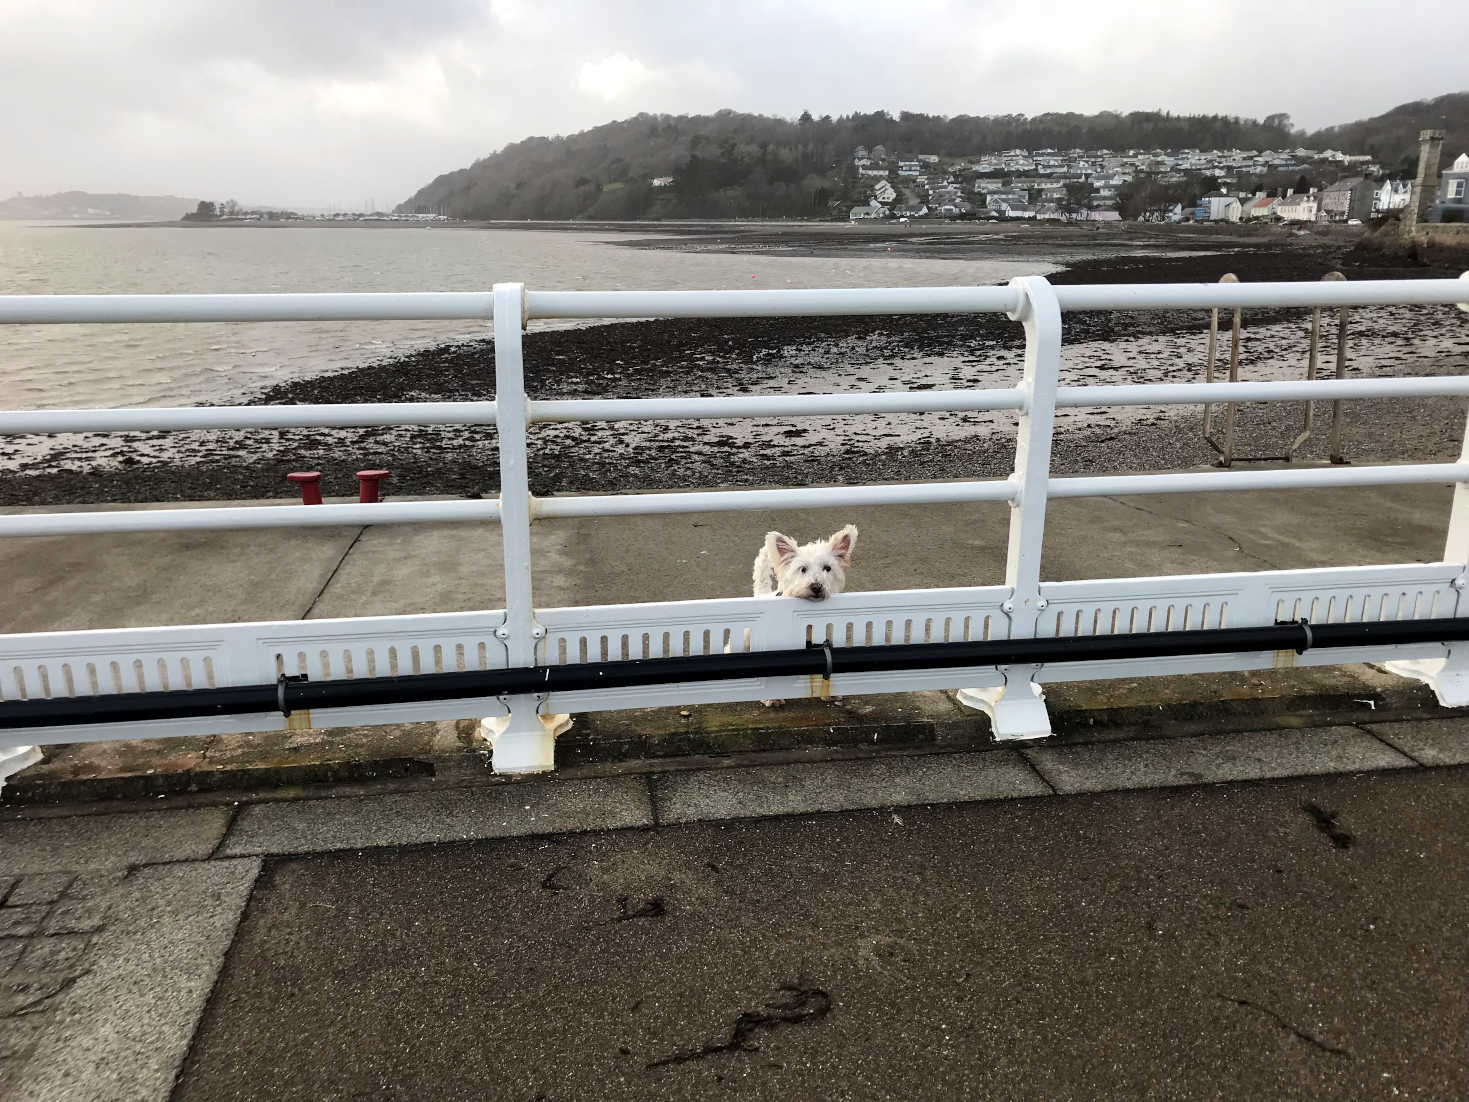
[1412,222,1469,264]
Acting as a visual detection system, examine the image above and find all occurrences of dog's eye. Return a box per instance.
[823,565,831,572]
[798,566,807,573]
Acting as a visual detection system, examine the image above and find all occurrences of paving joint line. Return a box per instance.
[1351,721,1432,767]
[207,804,243,861]
[164,857,264,1102]
[1015,746,1059,795]
[646,772,662,828]
[300,524,368,620]
[1102,494,1284,571]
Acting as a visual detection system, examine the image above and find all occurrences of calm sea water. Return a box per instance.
[0,222,1053,410]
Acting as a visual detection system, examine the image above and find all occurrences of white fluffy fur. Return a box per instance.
[751,524,858,601]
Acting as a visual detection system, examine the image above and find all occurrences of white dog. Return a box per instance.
[752,525,858,601]
[743,525,858,706]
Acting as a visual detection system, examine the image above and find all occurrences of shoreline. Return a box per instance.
[1,233,1464,507]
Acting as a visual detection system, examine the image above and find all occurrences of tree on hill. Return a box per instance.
[1303,91,1469,174]
[397,107,1304,222]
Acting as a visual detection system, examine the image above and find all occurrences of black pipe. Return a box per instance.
[4,616,1468,730]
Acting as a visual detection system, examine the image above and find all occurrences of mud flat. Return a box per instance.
[2,231,1464,506]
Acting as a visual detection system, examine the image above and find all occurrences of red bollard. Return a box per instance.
[356,469,389,503]
[286,471,323,505]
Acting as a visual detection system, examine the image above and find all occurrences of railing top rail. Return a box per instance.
[2,277,1464,325]
[523,286,1021,318]
[1053,375,1469,408]
[1051,277,1469,312]
[0,292,498,324]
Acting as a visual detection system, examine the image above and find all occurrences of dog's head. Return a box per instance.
[764,524,857,601]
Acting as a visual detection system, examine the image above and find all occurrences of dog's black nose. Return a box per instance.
[810,584,825,598]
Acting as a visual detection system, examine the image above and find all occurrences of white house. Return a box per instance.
[1195,194,1242,222]
[1436,152,1469,222]
[1371,179,1410,215]
[988,199,1035,219]
[650,176,675,188]
[849,200,890,221]
[1243,195,1279,220]
[872,179,897,204]
[1275,191,1318,223]
[897,161,921,176]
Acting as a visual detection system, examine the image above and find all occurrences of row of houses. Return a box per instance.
[849,197,1120,222]
[850,143,1379,188]
[1167,175,1421,224]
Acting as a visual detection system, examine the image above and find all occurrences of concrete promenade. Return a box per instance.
[3,476,1469,1098]
[0,478,1452,633]
[0,725,1467,1099]
[1,476,1462,797]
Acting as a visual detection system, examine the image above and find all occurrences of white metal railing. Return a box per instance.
[2,274,1468,779]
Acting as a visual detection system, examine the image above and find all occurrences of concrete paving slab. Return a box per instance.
[173,768,1469,1102]
[0,502,362,631]
[655,749,1050,824]
[218,774,653,856]
[4,723,472,804]
[564,690,974,766]
[1040,663,1443,742]
[1,857,259,1102]
[1023,725,1414,795]
[0,807,233,875]
[1365,717,1469,765]
[0,481,1450,627]
[1120,483,1450,572]
[303,519,505,618]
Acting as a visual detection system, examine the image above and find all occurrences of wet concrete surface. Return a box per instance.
[174,765,1469,1101]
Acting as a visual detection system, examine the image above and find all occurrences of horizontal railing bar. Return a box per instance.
[4,280,1462,326]
[6,616,1466,730]
[1049,462,1468,499]
[535,480,1017,518]
[0,402,499,434]
[0,292,497,324]
[531,389,1024,422]
[525,286,1021,319]
[0,499,502,538]
[1051,278,1469,312]
[4,278,1463,327]
[1055,375,1469,408]
[11,376,1459,437]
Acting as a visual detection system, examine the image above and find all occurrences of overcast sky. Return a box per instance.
[3,0,1465,209]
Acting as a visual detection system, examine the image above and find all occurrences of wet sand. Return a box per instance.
[2,227,1465,506]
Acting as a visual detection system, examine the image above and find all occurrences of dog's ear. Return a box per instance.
[828,524,857,567]
[765,531,798,565]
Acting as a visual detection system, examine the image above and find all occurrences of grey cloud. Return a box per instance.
[1,0,1465,208]
[150,0,492,77]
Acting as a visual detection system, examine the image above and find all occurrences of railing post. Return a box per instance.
[0,745,42,793]
[481,282,570,772]
[1384,407,1469,704]
[956,275,1061,739]
[1327,274,1351,464]
[1201,273,1240,465]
